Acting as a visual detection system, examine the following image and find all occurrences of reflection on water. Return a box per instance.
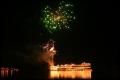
[50,69,92,79]
[49,62,92,79]
[0,67,19,78]
[0,65,92,79]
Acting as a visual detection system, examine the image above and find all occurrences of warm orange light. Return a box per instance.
[49,62,92,79]
[50,69,92,79]
[0,67,19,77]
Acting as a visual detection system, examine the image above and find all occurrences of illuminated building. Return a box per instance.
[49,62,92,79]
[42,39,92,79]
[50,62,92,71]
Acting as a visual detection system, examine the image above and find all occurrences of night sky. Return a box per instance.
[1,0,118,79]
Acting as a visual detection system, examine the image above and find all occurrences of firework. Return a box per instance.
[41,1,75,32]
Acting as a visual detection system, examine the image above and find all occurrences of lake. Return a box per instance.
[0,67,92,80]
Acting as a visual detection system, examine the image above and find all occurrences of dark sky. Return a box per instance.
[1,0,118,78]
[2,0,95,63]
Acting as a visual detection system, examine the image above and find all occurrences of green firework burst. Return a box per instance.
[41,1,75,32]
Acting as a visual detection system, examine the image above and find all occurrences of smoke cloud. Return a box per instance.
[15,39,56,66]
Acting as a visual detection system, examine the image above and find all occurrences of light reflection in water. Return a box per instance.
[50,69,92,79]
[0,67,19,78]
